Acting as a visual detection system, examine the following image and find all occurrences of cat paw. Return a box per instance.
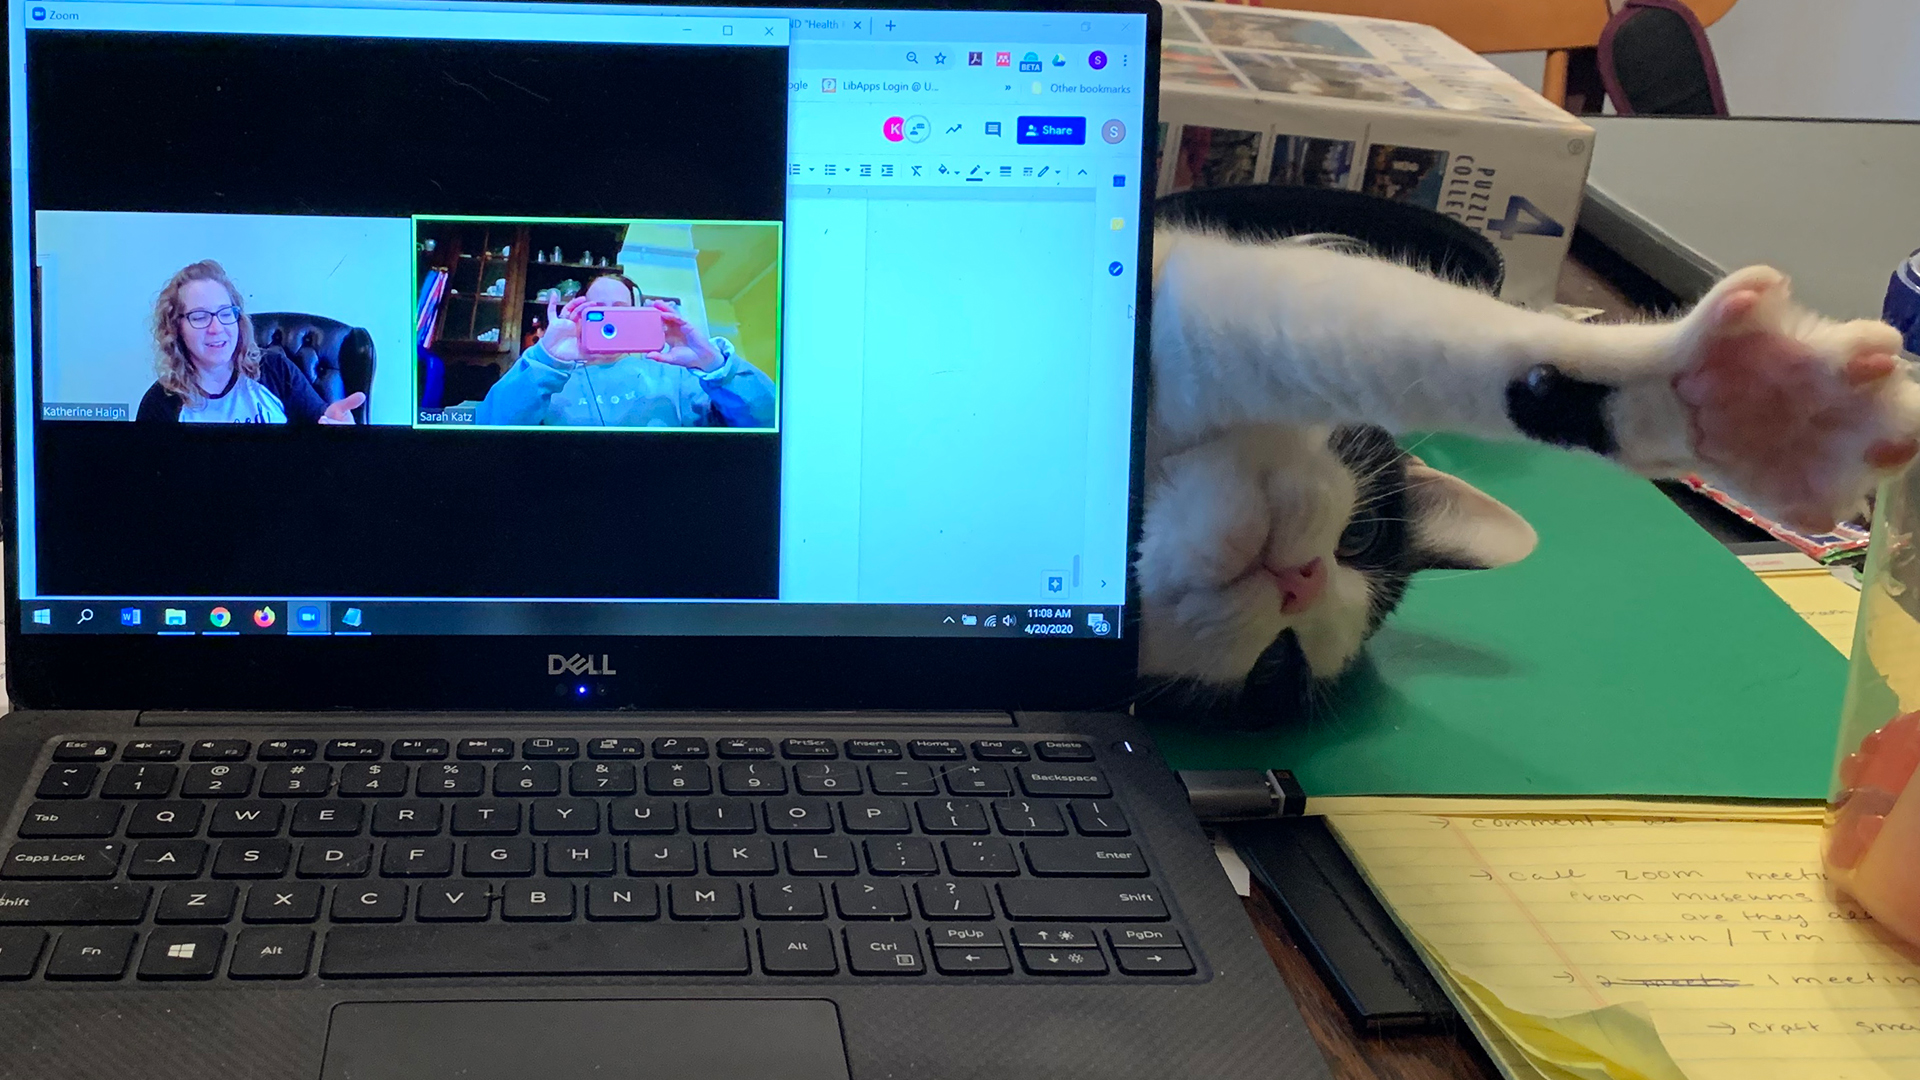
[1670,266,1920,532]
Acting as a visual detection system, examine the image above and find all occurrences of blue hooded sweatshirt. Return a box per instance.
[474,338,775,428]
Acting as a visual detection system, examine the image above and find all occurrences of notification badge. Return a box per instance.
[883,116,906,142]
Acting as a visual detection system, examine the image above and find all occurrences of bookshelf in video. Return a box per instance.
[21,17,796,622]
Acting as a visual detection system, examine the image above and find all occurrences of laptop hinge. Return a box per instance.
[135,710,1018,728]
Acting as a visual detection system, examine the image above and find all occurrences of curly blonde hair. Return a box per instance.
[152,260,260,408]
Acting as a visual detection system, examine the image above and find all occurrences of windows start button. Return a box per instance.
[1015,116,1085,145]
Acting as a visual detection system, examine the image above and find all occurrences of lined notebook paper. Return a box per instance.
[1327,810,1920,1080]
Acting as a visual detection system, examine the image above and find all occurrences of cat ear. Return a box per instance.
[1404,461,1538,571]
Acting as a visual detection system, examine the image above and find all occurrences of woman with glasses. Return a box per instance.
[134,259,365,424]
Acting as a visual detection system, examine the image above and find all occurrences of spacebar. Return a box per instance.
[320,924,751,977]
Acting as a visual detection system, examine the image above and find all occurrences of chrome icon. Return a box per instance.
[208,606,231,628]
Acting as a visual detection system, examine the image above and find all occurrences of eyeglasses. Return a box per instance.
[179,305,241,329]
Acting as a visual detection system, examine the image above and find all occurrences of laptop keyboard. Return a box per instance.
[0,735,1199,982]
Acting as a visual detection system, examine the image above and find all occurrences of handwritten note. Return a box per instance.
[1327,812,1920,1080]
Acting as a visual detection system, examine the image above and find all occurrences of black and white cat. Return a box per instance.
[1137,224,1920,723]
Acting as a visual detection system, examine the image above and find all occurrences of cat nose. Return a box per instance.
[1273,557,1326,615]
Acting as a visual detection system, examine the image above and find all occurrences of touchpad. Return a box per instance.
[322,999,850,1080]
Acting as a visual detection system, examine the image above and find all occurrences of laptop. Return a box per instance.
[0,0,1330,1076]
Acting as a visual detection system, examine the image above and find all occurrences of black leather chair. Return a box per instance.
[251,312,377,423]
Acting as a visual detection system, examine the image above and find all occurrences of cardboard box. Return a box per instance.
[1158,1,1595,308]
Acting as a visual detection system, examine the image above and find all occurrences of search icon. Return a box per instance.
[77,608,93,624]
[906,50,919,63]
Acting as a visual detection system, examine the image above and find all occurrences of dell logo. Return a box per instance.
[548,653,616,676]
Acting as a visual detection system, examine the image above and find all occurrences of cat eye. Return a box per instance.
[1335,516,1381,560]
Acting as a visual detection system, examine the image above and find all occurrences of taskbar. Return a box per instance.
[17,600,1122,639]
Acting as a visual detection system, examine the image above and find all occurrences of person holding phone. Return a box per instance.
[135,260,365,425]
[475,273,775,428]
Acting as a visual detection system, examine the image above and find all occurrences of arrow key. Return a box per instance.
[1018,944,1108,976]
[1114,945,1195,975]
[934,945,1011,974]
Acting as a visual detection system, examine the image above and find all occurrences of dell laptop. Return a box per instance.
[0,0,1329,1076]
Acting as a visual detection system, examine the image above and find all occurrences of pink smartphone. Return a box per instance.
[577,306,666,354]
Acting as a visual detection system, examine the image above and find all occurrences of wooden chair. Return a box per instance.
[1235,0,1737,108]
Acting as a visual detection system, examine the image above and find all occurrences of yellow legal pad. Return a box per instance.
[1324,806,1920,1080]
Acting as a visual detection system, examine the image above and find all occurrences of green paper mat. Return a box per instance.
[1148,435,1847,799]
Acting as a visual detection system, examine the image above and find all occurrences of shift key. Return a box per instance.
[0,883,151,923]
[999,880,1167,921]
[2,841,123,879]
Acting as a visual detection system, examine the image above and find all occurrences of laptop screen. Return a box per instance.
[7,0,1152,654]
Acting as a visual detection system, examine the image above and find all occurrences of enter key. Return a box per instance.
[1023,838,1148,877]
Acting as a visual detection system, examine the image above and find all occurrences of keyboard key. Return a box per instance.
[156,883,234,924]
[0,882,149,924]
[1019,945,1107,975]
[189,740,250,762]
[0,928,46,979]
[1069,800,1130,836]
[1113,946,1195,975]
[45,928,137,979]
[944,838,1018,876]
[908,740,964,761]
[418,883,491,921]
[934,945,1012,974]
[208,801,284,837]
[669,880,741,920]
[1013,924,1095,948]
[296,841,372,878]
[36,764,98,799]
[644,760,711,795]
[290,800,363,837]
[125,800,203,838]
[502,881,573,921]
[122,740,184,762]
[795,762,861,795]
[627,838,696,876]
[53,740,115,762]
[715,737,773,759]
[971,740,1030,761]
[1025,838,1148,877]
[1036,740,1095,762]
[1108,927,1182,950]
[382,839,455,877]
[763,798,833,833]
[1018,765,1111,799]
[685,798,756,834]
[993,799,1068,835]
[371,801,443,836]
[127,840,206,879]
[522,737,579,759]
[651,737,708,759]
[781,738,837,759]
[865,838,937,875]
[258,763,331,798]
[705,838,776,875]
[228,927,313,979]
[835,880,909,919]
[869,763,937,796]
[587,738,645,759]
[18,801,121,839]
[3,840,122,879]
[568,761,636,796]
[101,763,178,799]
[464,839,534,877]
[338,763,407,797]
[546,838,617,876]
[320,924,750,977]
[944,764,1012,797]
[390,739,449,761]
[760,924,837,975]
[181,763,255,798]
[917,879,994,920]
[843,925,924,975]
[333,882,409,922]
[719,761,787,795]
[416,763,484,797]
[785,838,857,875]
[999,880,1169,922]
[213,840,291,878]
[531,798,599,835]
[450,800,520,836]
[243,882,323,923]
[916,799,989,834]
[839,798,910,834]
[930,925,1005,948]
[843,739,901,760]
[325,739,384,761]
[607,798,675,834]
[585,881,659,920]
[752,880,826,920]
[256,740,319,762]
[456,738,514,760]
